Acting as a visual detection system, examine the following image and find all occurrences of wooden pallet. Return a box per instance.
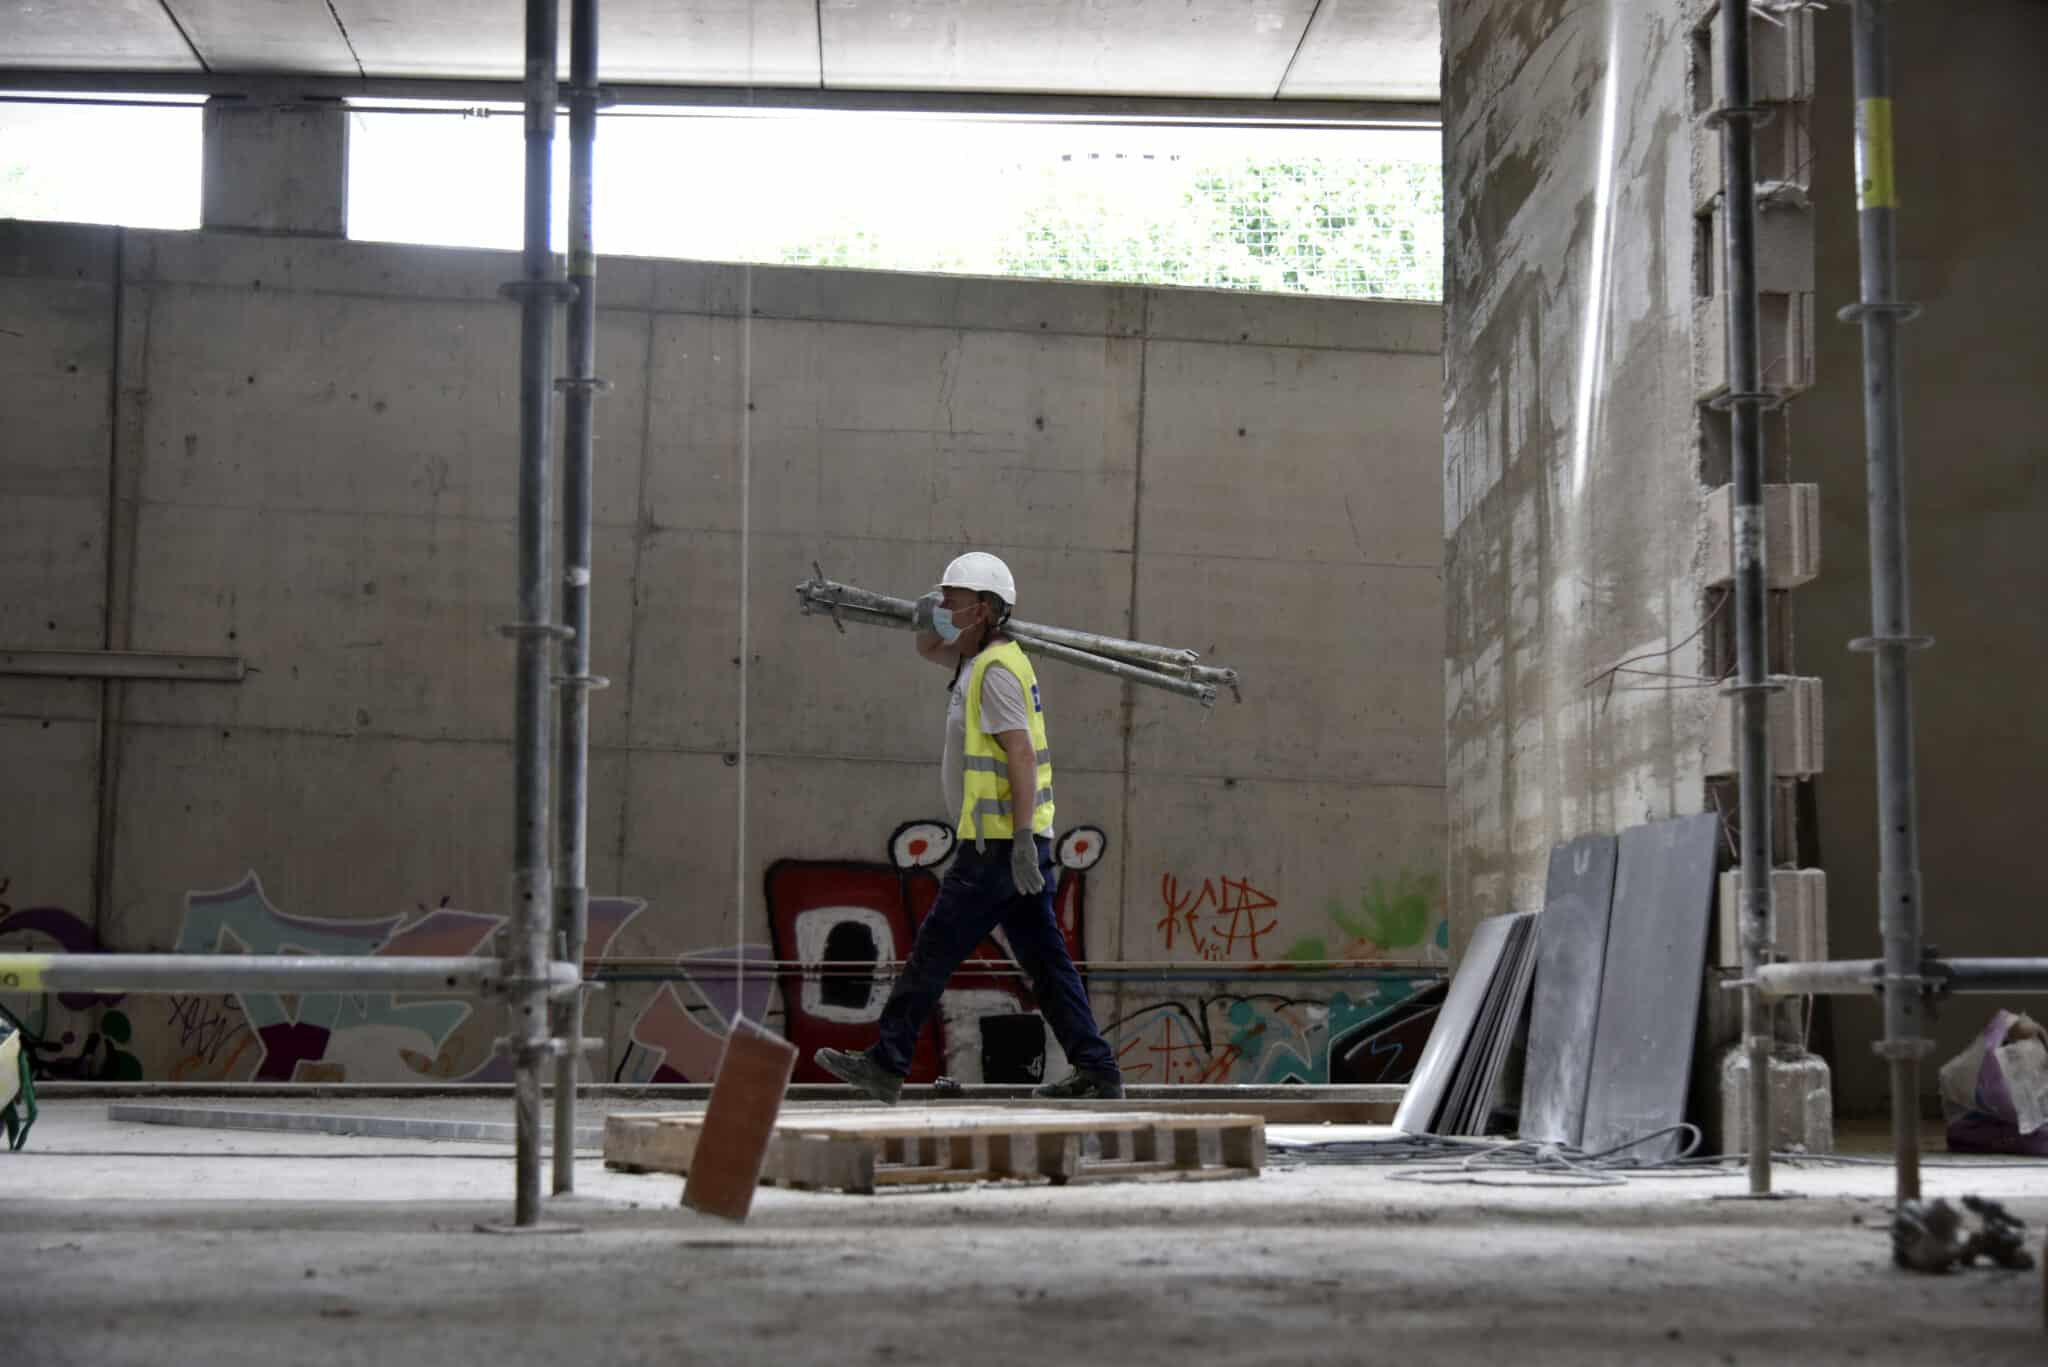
[605,1106,1264,1193]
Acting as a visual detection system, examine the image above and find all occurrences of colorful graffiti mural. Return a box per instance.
[759,820,1105,1086]
[1284,870,1451,964]
[3,835,1446,1088]
[1151,865,1449,966]
[613,945,778,1085]
[163,872,647,1083]
[1,872,647,1083]
[0,884,142,1081]
[1101,981,1446,1086]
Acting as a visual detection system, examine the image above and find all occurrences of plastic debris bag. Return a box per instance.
[1943,1010,2048,1156]
[1998,1038,2048,1135]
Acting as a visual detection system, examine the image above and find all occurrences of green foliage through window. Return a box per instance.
[777,154,1443,302]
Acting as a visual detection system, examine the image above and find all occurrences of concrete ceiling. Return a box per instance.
[0,0,1441,101]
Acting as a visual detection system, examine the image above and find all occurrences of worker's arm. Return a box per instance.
[998,728,1046,895]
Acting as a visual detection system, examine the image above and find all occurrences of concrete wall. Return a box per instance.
[1442,0,1710,945]
[1796,0,2048,1112]
[0,219,1447,1087]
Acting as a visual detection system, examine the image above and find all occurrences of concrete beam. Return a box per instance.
[0,71,1439,128]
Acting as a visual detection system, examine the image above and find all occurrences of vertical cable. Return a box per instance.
[733,15,758,1028]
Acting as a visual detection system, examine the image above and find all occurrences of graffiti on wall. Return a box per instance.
[1101,981,1446,1086]
[610,820,1109,1086]
[1150,866,1449,966]
[612,944,777,1085]
[1155,874,1283,961]
[1283,870,1450,963]
[0,881,144,1080]
[161,872,648,1083]
[759,820,1106,1087]
[1128,867,1448,1081]
[3,838,1447,1087]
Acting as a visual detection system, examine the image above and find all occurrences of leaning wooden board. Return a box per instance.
[606,1106,1264,1193]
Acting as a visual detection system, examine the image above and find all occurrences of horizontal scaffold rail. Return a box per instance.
[0,954,582,998]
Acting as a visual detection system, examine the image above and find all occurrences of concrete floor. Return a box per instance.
[6,1100,2046,1366]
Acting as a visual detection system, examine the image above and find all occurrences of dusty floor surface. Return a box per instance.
[6,1100,2047,1366]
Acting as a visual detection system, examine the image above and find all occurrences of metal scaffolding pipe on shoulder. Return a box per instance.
[795,575,1238,704]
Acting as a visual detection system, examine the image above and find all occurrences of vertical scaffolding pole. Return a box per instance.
[552,0,603,1198]
[507,0,563,1229]
[1844,0,1928,1208]
[1717,0,1777,1196]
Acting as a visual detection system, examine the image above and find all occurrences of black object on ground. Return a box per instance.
[1894,1196,2036,1274]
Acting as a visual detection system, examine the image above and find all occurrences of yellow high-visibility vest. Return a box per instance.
[958,639,1056,847]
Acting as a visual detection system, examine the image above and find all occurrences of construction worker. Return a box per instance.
[816,552,1124,1104]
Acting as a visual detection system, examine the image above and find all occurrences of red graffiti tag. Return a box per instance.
[1156,874,1281,961]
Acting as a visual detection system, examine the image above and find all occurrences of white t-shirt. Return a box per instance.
[942,649,1035,830]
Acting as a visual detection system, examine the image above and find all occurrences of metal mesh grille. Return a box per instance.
[781,153,1445,303]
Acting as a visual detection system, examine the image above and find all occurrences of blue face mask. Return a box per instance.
[932,606,966,644]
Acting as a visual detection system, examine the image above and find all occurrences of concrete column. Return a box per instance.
[201,97,348,237]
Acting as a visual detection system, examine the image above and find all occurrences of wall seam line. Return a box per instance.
[611,311,660,915]
[1112,292,1153,1030]
[91,228,128,946]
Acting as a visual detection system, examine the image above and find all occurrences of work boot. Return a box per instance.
[1034,1069,1123,1101]
[815,1048,903,1106]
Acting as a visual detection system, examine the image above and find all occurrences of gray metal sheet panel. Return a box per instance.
[1578,813,1721,1162]
[333,0,820,84]
[1392,911,1518,1136]
[1518,834,1620,1147]
[1442,911,1533,1135]
[818,0,1318,97]
[1459,912,1535,1135]
[1277,0,1439,101]
[0,0,202,70]
[166,0,361,74]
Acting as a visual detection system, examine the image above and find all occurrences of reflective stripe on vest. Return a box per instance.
[957,640,1056,848]
[960,749,1053,774]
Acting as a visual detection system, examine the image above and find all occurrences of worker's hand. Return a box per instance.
[1010,838,1046,898]
[913,590,941,633]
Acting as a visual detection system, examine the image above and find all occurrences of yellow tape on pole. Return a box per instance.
[0,955,51,993]
[1856,98,1898,210]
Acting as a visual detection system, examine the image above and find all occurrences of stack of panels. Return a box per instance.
[1518,813,1722,1161]
[1395,813,1724,1150]
[1391,910,1537,1138]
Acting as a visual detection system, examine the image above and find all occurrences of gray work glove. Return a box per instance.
[912,589,942,633]
[1010,837,1046,897]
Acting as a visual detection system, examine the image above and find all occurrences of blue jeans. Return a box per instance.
[870,834,1119,1080]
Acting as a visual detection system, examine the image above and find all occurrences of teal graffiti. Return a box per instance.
[175,872,484,1081]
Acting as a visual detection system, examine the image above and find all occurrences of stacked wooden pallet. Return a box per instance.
[607,1106,1264,1195]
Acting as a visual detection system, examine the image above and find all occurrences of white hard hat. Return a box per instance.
[939,551,1016,607]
